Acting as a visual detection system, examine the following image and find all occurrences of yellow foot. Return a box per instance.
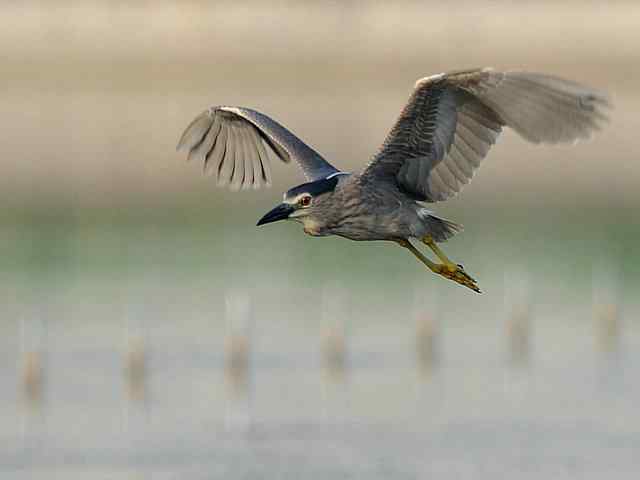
[435,263,481,294]
[395,239,481,293]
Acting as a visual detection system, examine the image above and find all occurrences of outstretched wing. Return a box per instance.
[363,68,611,202]
[177,106,340,189]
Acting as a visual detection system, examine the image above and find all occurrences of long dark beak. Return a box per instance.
[256,203,294,226]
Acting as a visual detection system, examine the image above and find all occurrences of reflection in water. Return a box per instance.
[415,314,439,378]
[22,349,45,409]
[123,317,148,404]
[505,305,532,368]
[121,315,150,437]
[320,287,349,423]
[412,287,440,380]
[592,262,622,356]
[595,303,621,354]
[20,318,46,410]
[0,282,638,478]
[504,271,532,369]
[19,318,47,452]
[224,291,253,432]
[322,325,347,385]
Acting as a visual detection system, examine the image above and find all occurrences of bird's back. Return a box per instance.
[316,174,440,242]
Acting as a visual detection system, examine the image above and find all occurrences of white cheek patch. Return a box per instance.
[289,209,306,218]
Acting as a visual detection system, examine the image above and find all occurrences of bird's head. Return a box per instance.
[256,175,342,230]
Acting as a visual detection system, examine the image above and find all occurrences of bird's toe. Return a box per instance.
[440,264,481,294]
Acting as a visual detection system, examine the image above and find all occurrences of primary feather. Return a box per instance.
[177,106,340,189]
[364,68,611,202]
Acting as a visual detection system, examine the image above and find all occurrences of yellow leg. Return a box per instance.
[397,239,481,293]
[396,239,440,273]
[422,235,453,267]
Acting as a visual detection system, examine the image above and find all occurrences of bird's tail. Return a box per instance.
[423,214,463,242]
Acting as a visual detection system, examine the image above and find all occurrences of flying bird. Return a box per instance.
[177,68,610,293]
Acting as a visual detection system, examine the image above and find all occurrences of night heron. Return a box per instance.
[177,68,610,293]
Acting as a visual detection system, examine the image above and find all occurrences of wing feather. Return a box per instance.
[205,123,227,177]
[444,149,469,184]
[252,126,273,186]
[240,127,254,190]
[239,127,260,189]
[218,123,236,187]
[176,113,212,152]
[230,123,246,191]
[196,116,221,168]
[364,68,610,202]
[177,106,340,189]
[448,144,474,178]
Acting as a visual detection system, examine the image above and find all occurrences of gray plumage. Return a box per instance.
[176,106,339,189]
[363,69,610,203]
[177,68,610,292]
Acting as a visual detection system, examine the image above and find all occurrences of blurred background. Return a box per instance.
[1,1,639,478]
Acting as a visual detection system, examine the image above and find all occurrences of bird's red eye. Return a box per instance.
[300,196,311,207]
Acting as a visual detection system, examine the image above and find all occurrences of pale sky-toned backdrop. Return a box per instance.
[1,0,638,213]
